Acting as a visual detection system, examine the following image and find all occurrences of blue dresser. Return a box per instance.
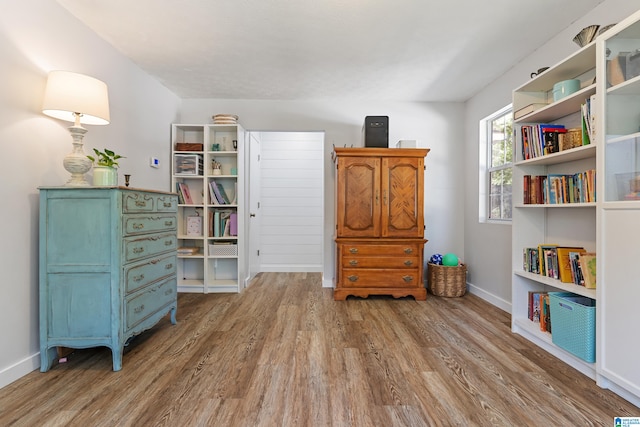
[39,187,178,371]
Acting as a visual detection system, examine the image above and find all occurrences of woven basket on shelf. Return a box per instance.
[427,263,467,297]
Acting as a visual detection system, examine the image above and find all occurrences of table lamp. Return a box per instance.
[42,70,110,186]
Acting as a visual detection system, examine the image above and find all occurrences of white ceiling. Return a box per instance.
[57,0,604,102]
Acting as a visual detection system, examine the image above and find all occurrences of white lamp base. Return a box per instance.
[63,125,92,186]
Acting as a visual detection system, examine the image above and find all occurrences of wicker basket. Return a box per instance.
[427,263,467,297]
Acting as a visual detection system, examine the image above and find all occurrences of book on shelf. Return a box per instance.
[175,183,185,204]
[210,210,234,238]
[180,183,194,204]
[520,124,565,160]
[208,181,220,205]
[537,244,558,277]
[568,251,585,286]
[528,291,547,323]
[176,182,194,204]
[218,182,231,204]
[177,246,200,255]
[523,247,540,274]
[540,294,551,333]
[556,247,586,283]
[579,253,597,289]
[542,127,567,155]
[229,212,237,236]
[581,94,596,144]
[522,170,595,204]
[209,180,226,204]
[514,103,547,119]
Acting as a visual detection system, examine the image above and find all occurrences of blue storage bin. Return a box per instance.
[548,292,596,363]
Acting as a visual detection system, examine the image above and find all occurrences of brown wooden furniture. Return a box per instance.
[333,147,429,300]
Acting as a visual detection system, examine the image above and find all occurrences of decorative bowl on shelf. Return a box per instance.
[598,23,617,36]
[573,25,600,47]
[553,79,581,101]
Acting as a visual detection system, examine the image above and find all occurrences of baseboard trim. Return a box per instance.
[0,352,39,389]
[466,281,512,314]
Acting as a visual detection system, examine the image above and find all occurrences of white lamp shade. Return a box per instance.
[42,70,110,125]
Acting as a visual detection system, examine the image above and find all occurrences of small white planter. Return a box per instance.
[93,166,118,186]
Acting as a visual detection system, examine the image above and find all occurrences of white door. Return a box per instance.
[247,132,261,282]
[248,131,324,273]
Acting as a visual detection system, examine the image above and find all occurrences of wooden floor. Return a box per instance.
[0,273,637,426]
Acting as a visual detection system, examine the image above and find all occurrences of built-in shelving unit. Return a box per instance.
[595,11,640,406]
[512,31,599,378]
[512,9,640,407]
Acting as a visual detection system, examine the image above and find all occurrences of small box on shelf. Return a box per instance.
[175,154,204,176]
[175,143,204,151]
[208,243,238,257]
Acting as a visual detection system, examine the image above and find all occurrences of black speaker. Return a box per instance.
[362,116,389,148]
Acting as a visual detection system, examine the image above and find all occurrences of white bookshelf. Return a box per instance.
[171,123,246,294]
[512,9,640,407]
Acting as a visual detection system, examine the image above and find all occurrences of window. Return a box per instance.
[480,105,513,222]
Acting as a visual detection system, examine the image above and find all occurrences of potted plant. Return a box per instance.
[87,148,125,186]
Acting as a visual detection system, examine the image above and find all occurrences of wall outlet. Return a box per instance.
[150,157,160,168]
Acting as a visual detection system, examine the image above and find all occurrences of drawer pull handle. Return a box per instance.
[133,223,144,230]
[347,275,359,282]
[165,288,173,296]
[404,260,413,266]
[404,248,413,254]
[165,220,174,226]
[402,275,413,282]
[349,260,359,266]
[133,247,145,254]
[166,263,173,269]
[165,240,173,246]
[134,304,145,314]
[349,248,359,254]
[133,274,145,282]
[135,201,147,207]
[164,202,172,208]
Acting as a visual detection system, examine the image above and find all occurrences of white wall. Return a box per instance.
[0,0,180,388]
[180,100,466,288]
[463,0,640,311]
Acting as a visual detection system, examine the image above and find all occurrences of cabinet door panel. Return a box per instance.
[382,157,424,237]
[337,157,381,237]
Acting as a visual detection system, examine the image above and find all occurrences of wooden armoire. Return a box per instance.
[333,147,429,300]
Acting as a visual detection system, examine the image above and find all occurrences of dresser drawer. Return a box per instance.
[123,191,155,213]
[340,243,421,256]
[124,232,177,262]
[125,277,176,330]
[123,214,177,236]
[340,268,421,288]
[124,253,177,294]
[341,255,420,269]
[156,195,178,212]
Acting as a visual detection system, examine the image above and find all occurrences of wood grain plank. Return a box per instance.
[0,272,637,427]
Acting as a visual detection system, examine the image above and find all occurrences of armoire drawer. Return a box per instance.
[340,268,421,288]
[341,255,420,269]
[124,232,177,262]
[124,253,177,294]
[340,243,421,256]
[123,214,177,236]
[125,277,176,330]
